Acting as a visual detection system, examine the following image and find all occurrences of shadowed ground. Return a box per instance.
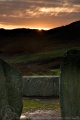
[20,97,61,120]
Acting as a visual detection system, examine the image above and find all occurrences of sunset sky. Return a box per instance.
[0,0,80,30]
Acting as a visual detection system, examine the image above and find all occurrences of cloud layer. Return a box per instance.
[0,0,80,29]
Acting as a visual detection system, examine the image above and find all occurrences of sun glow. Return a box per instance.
[37,28,49,31]
[38,28,43,31]
[30,27,49,31]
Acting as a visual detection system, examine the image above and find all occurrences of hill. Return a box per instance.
[0,21,80,75]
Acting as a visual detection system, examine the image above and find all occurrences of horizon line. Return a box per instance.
[0,20,80,31]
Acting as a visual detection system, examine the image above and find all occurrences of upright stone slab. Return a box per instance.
[60,50,80,120]
[0,59,23,120]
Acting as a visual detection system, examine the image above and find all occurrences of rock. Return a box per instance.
[0,59,23,120]
[60,49,80,120]
[22,76,59,97]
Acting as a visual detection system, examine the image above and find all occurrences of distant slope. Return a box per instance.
[0,20,80,54]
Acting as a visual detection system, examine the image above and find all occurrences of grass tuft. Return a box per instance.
[22,97,60,113]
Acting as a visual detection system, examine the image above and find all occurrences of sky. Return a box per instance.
[0,0,80,30]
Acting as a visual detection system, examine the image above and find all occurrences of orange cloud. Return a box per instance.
[0,0,80,29]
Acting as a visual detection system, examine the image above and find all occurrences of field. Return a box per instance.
[4,47,80,75]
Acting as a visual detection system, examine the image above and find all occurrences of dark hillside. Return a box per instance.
[0,21,80,75]
[0,20,80,54]
[46,21,80,43]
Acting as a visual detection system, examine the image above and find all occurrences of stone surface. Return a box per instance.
[0,59,23,120]
[22,76,59,97]
[60,50,80,120]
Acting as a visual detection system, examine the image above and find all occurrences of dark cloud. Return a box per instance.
[67,0,80,5]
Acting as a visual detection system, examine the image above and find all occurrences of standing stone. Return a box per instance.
[0,59,23,120]
[60,50,80,120]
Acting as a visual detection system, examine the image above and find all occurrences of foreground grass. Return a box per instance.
[22,97,60,113]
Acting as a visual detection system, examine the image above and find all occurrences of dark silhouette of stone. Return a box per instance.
[60,49,80,120]
[0,59,23,120]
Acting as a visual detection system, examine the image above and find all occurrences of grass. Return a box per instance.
[24,69,60,76]
[49,69,60,76]
[22,97,60,113]
[6,47,80,64]
[5,47,80,76]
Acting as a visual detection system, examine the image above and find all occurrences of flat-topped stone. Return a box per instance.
[22,76,59,97]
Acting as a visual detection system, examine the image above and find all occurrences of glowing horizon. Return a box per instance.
[0,23,52,30]
[0,24,50,30]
